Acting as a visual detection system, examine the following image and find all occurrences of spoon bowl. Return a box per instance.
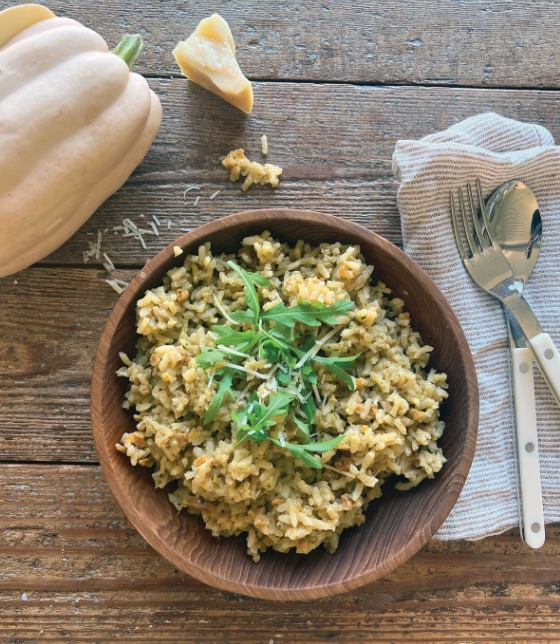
[485,180,542,287]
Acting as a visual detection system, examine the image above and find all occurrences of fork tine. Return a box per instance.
[450,193,468,260]
[477,179,495,245]
[468,183,488,250]
[458,188,477,255]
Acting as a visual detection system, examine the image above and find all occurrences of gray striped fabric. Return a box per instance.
[392,113,560,539]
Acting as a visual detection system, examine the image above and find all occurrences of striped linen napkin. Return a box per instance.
[392,113,560,539]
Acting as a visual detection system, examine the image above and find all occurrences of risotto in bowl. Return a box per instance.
[91,209,478,600]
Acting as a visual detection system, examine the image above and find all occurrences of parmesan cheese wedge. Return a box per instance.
[172,14,253,114]
[0,3,55,50]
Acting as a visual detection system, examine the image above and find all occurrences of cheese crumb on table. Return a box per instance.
[222,148,282,191]
[261,135,268,155]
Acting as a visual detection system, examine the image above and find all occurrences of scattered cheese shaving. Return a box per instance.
[174,246,183,257]
[312,384,321,404]
[228,363,268,379]
[323,464,355,479]
[295,324,344,369]
[217,345,252,359]
[183,186,201,200]
[261,135,268,155]
[96,230,102,260]
[209,190,220,200]
[194,196,200,206]
[106,279,124,294]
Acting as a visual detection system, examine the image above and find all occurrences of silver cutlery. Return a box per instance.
[450,180,560,410]
[485,180,544,548]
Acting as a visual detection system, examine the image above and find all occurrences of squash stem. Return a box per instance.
[111,34,144,71]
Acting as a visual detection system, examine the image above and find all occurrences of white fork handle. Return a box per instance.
[512,347,545,549]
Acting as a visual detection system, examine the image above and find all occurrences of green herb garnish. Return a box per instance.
[260,299,353,327]
[196,260,360,468]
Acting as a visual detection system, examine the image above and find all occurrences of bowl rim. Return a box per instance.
[91,208,478,600]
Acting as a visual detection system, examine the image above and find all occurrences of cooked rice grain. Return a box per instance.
[116,232,447,561]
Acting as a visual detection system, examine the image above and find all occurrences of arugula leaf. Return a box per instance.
[228,309,255,324]
[261,341,283,363]
[277,369,291,385]
[301,394,316,424]
[227,261,272,326]
[233,391,295,447]
[313,354,359,391]
[270,441,322,469]
[270,433,345,468]
[246,272,273,287]
[292,416,311,444]
[232,395,268,445]
[266,323,294,344]
[301,362,318,385]
[211,326,257,348]
[300,434,345,452]
[260,300,354,328]
[196,347,230,369]
[204,367,236,424]
[227,261,259,325]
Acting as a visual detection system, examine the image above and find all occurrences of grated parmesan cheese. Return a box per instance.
[96,230,102,260]
[323,464,355,479]
[261,135,268,155]
[312,384,321,404]
[228,363,268,379]
[106,279,124,294]
[174,246,183,257]
[102,253,115,272]
[209,190,220,200]
[183,186,201,200]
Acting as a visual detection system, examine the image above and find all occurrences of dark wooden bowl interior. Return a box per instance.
[91,209,478,600]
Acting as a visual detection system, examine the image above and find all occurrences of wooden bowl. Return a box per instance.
[91,209,478,600]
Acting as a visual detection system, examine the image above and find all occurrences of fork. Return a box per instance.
[450,179,560,407]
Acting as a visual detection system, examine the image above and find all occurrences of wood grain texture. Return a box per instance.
[0,0,558,634]
[37,80,560,267]
[13,0,560,88]
[1,464,560,643]
[90,209,478,599]
[0,267,135,462]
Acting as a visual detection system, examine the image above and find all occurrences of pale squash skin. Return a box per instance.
[0,15,163,278]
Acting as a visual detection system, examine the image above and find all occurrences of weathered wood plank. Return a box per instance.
[39,80,560,267]
[12,0,560,88]
[4,83,560,460]
[1,464,560,643]
[0,268,135,462]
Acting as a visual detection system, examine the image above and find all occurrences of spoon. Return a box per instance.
[485,179,545,548]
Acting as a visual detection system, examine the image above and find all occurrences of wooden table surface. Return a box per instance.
[2,1,560,642]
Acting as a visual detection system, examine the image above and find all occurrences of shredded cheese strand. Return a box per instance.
[295,324,344,369]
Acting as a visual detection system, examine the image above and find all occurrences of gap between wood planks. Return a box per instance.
[143,71,560,94]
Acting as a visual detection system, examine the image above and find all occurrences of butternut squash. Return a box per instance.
[173,14,253,114]
[0,4,162,278]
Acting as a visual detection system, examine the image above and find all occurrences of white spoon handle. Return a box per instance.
[512,347,545,548]
[529,333,560,405]
[506,296,560,407]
